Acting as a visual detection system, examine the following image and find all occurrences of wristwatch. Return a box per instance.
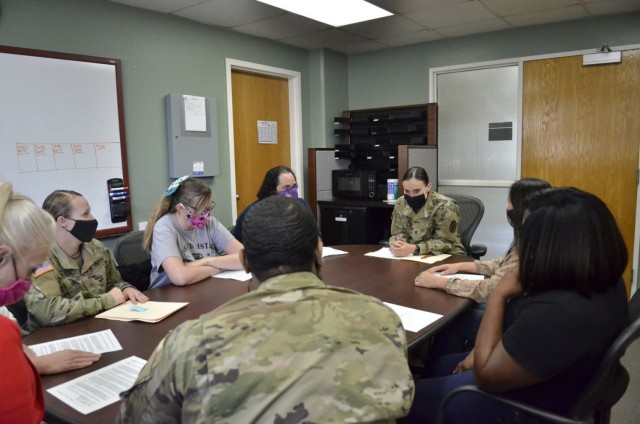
[413,245,420,256]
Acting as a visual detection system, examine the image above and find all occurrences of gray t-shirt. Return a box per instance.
[149,214,235,288]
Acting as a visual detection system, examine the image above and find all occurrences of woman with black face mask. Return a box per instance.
[389,166,466,257]
[415,178,551,302]
[413,178,551,358]
[22,190,148,335]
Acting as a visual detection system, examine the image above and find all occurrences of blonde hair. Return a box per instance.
[0,182,56,259]
[143,177,212,251]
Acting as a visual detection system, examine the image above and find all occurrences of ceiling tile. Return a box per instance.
[109,0,203,14]
[106,0,640,54]
[281,29,366,50]
[232,13,329,40]
[372,0,469,14]
[435,18,510,37]
[505,5,588,26]
[175,0,284,27]
[584,0,640,15]
[407,1,498,28]
[480,0,581,17]
[378,29,444,46]
[341,15,424,38]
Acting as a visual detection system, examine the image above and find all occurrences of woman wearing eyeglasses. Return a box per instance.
[143,176,244,289]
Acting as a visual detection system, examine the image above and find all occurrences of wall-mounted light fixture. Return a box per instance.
[583,43,621,66]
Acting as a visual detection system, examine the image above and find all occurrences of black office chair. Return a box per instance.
[6,298,29,328]
[629,288,640,322]
[436,294,640,424]
[445,194,487,259]
[114,230,148,265]
[114,230,151,291]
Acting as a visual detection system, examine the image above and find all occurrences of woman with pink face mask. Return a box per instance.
[144,176,244,289]
[0,181,55,422]
[232,165,309,243]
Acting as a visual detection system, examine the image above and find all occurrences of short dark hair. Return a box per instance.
[242,196,318,281]
[402,166,429,185]
[519,187,627,296]
[256,166,296,200]
[509,178,551,239]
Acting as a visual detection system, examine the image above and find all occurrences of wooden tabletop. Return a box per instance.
[24,244,472,424]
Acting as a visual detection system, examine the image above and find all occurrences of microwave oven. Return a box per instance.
[332,169,392,199]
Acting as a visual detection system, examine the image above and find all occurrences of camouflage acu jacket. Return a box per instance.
[118,272,414,423]
[23,240,133,334]
[444,249,519,303]
[390,191,466,256]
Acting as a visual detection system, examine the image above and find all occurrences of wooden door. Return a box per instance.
[231,70,290,213]
[522,50,640,294]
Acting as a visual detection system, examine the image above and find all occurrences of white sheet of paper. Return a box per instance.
[364,247,450,264]
[364,247,401,259]
[214,270,252,281]
[400,254,452,264]
[183,95,207,132]
[322,247,348,257]
[257,120,278,143]
[438,273,485,280]
[383,302,443,333]
[47,356,147,415]
[28,329,122,356]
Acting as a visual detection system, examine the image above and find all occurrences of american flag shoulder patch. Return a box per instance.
[33,263,54,277]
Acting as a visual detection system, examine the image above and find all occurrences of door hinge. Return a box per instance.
[637,169,639,186]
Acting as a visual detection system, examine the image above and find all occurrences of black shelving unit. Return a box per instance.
[333,104,436,170]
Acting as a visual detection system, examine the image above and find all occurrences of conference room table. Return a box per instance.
[23,244,473,424]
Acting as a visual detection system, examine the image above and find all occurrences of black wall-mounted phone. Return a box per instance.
[107,178,131,223]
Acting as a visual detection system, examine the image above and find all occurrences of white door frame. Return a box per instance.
[225,58,303,221]
[430,43,640,295]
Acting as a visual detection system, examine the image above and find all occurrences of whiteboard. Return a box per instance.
[0,46,131,237]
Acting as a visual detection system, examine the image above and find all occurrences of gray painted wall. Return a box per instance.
[0,0,317,240]
[347,12,640,109]
[2,0,639,252]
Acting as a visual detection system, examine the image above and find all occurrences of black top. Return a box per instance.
[501,279,629,414]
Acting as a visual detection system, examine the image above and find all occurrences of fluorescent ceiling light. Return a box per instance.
[256,0,392,27]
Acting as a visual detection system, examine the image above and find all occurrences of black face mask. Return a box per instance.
[65,218,98,242]
[405,193,427,214]
[506,209,515,228]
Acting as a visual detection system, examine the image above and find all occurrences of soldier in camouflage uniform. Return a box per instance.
[118,196,414,423]
[23,190,147,335]
[389,167,465,257]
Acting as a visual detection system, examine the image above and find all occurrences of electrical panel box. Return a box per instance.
[165,93,220,178]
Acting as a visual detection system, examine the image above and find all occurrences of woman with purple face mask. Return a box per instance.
[144,176,244,289]
[233,165,311,243]
[0,181,54,422]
